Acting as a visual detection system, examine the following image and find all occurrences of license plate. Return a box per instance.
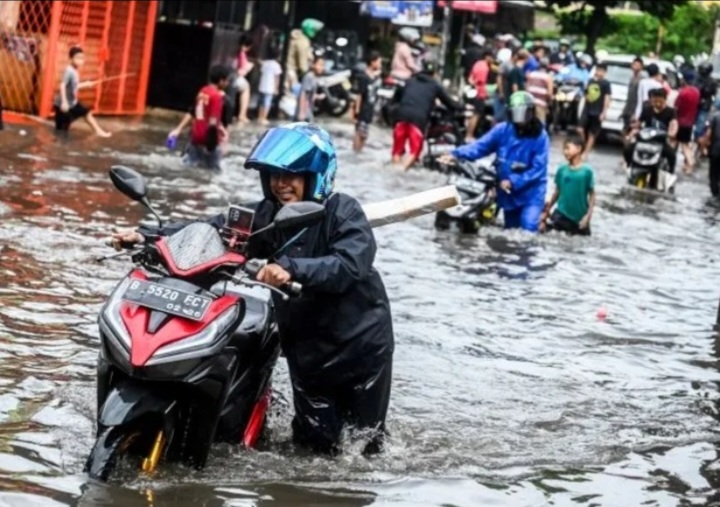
[122,280,212,322]
[377,89,394,98]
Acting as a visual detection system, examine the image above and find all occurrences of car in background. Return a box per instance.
[592,54,679,136]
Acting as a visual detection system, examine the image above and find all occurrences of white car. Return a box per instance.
[591,55,680,135]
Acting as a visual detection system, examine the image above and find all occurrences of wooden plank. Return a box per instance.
[361,185,461,228]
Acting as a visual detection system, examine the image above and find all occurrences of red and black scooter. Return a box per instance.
[86,166,324,481]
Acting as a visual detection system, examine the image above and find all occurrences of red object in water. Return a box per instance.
[243,389,271,448]
[597,307,608,320]
[437,1,498,14]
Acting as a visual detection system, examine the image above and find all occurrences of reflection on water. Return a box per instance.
[1,120,720,506]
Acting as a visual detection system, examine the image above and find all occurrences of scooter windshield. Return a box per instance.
[164,222,228,271]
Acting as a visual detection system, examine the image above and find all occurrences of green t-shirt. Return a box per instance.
[555,163,595,224]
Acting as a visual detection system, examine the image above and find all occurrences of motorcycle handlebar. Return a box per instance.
[103,237,139,250]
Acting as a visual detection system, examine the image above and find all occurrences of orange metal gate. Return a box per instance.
[0,0,157,118]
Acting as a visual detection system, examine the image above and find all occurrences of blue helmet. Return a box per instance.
[244,122,337,203]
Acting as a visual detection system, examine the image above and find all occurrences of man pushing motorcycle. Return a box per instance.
[111,123,394,455]
[439,91,549,233]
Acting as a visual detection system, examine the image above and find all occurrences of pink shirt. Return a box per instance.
[470,60,489,100]
[237,49,250,76]
[390,42,419,80]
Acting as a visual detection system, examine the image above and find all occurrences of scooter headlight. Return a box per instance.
[556,92,566,101]
[99,277,133,356]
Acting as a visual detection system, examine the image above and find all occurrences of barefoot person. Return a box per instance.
[54,46,111,138]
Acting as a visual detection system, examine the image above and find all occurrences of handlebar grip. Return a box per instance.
[104,237,137,250]
[284,282,302,296]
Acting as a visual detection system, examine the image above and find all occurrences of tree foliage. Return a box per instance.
[544,0,689,56]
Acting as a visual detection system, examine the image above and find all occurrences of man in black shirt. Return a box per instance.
[700,112,720,196]
[353,51,382,153]
[503,49,528,104]
[695,61,717,157]
[391,59,463,171]
[579,63,612,158]
[624,88,679,187]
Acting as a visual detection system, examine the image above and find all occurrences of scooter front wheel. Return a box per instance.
[85,425,167,481]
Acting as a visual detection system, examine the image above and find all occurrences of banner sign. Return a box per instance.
[362,1,434,26]
[437,1,498,14]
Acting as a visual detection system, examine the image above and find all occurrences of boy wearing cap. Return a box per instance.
[54,46,111,137]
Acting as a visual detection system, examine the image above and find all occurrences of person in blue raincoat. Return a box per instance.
[558,54,593,86]
[440,91,549,232]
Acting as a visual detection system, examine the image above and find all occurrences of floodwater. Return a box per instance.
[2,117,720,507]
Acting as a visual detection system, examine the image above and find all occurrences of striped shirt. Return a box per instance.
[526,70,552,108]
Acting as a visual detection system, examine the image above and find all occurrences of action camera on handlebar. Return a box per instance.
[222,205,255,249]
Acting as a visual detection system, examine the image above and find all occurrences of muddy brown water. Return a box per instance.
[1,118,720,506]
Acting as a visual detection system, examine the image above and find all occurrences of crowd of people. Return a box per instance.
[35,20,720,233]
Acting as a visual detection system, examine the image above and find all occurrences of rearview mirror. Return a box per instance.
[108,165,164,228]
[109,166,147,202]
[273,202,326,229]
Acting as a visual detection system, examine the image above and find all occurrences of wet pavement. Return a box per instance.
[2,117,720,506]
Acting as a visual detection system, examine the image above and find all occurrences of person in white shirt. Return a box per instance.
[257,47,283,125]
[634,63,663,120]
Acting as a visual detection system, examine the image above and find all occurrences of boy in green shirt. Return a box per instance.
[539,135,595,236]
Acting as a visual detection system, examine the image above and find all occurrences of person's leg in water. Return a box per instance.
[257,93,272,125]
[391,122,408,165]
[695,109,709,157]
[660,142,678,190]
[548,210,590,236]
[402,123,424,171]
[623,141,636,168]
[83,111,111,137]
[503,207,522,229]
[681,142,695,174]
[582,116,601,160]
[354,121,369,153]
[290,376,343,455]
[343,359,392,455]
[54,105,71,132]
[518,202,544,233]
[710,156,720,197]
[238,78,250,123]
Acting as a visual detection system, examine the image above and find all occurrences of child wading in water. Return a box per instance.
[54,46,111,137]
[539,135,596,235]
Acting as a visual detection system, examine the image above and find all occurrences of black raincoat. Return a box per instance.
[143,192,394,453]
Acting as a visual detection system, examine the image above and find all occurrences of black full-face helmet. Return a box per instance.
[699,61,714,78]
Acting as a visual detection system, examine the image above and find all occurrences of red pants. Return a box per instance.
[392,122,424,158]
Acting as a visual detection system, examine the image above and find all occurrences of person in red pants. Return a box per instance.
[391,59,463,171]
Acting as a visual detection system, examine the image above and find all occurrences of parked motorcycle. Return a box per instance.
[85,166,325,481]
[552,78,583,132]
[312,38,354,117]
[627,128,676,193]
[422,108,473,171]
[435,158,499,234]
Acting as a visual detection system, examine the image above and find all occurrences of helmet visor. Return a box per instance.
[510,104,532,124]
[244,128,328,174]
